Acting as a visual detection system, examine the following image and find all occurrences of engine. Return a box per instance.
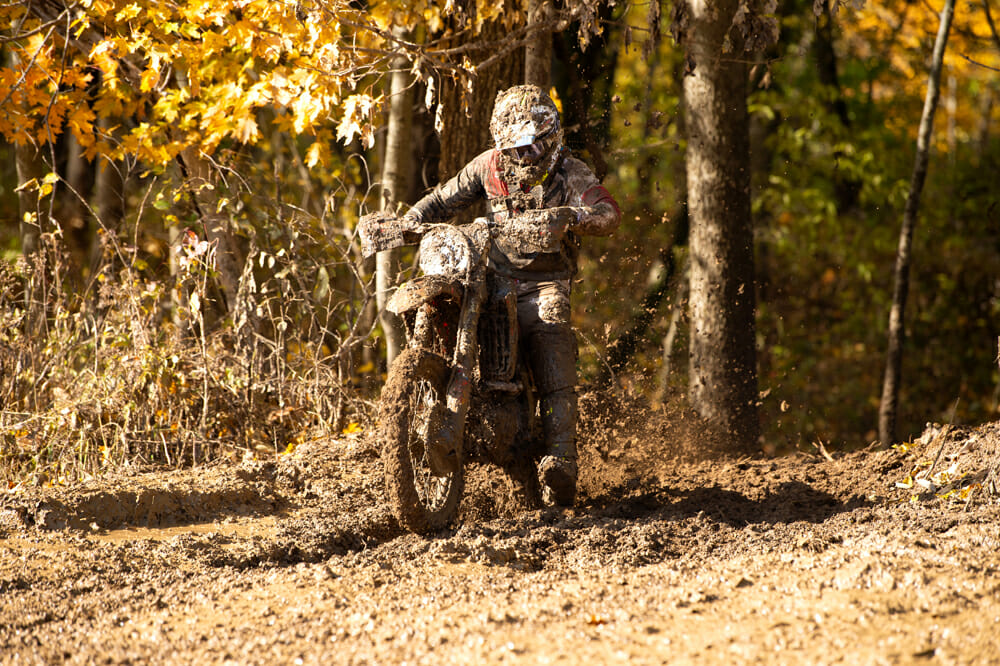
[477,274,518,383]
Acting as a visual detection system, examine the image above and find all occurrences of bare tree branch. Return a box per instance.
[879,0,956,445]
[0,9,73,43]
[960,52,1000,72]
[0,24,56,110]
[983,0,1000,51]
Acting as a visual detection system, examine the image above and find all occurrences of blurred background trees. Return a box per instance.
[1,0,998,484]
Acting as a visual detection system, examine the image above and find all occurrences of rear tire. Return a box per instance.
[380,348,463,533]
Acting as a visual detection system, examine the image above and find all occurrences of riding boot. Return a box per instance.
[537,387,578,506]
[516,281,579,506]
[526,323,579,506]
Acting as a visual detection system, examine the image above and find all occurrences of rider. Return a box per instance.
[403,84,620,506]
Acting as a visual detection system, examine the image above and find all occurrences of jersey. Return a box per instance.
[407,148,619,281]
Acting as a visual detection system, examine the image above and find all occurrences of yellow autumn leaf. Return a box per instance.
[336,93,377,146]
[369,3,394,31]
[234,113,259,143]
[424,7,444,33]
[90,40,119,77]
[115,2,141,22]
[140,67,160,93]
[72,16,91,39]
[305,140,327,168]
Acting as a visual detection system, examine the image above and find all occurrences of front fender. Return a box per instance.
[387,275,464,315]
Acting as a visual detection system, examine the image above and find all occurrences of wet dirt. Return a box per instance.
[3,412,1000,665]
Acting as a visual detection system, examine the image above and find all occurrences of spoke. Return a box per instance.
[407,375,454,512]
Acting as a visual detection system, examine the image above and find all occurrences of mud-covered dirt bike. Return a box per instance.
[359,210,568,533]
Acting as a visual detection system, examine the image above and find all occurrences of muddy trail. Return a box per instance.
[3,408,1000,665]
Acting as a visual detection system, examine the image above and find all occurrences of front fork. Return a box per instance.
[424,271,487,475]
[411,303,435,351]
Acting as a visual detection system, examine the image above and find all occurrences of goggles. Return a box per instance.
[508,141,547,164]
[502,127,556,165]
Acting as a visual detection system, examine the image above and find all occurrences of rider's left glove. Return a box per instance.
[544,206,580,238]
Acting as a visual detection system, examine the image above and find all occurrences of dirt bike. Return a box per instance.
[359,210,567,533]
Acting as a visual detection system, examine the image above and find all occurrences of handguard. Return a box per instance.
[358,212,424,258]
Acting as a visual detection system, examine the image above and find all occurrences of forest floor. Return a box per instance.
[2,400,1000,665]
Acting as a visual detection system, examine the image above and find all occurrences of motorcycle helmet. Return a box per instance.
[490,85,563,185]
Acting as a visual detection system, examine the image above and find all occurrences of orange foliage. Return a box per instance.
[842,0,1000,140]
[0,0,610,171]
[0,0,396,168]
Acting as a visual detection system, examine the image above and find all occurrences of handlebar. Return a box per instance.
[359,207,573,259]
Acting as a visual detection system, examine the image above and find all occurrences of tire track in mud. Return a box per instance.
[0,444,871,577]
[0,430,930,574]
[0,419,991,576]
[3,422,1000,664]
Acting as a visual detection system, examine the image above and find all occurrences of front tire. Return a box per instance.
[380,348,463,533]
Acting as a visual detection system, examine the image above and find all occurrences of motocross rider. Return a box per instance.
[403,84,621,506]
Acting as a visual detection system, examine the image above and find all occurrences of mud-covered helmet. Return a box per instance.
[490,85,563,183]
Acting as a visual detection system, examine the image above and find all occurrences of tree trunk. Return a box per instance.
[598,205,688,387]
[525,0,553,89]
[10,48,47,328]
[597,39,686,387]
[92,118,126,274]
[63,133,95,279]
[377,28,415,367]
[682,0,759,454]
[635,40,666,218]
[814,0,860,213]
[878,0,955,445]
[656,256,690,402]
[552,7,619,180]
[975,88,993,160]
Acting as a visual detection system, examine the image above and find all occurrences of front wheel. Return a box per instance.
[380,348,463,533]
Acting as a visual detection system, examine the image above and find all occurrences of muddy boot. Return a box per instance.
[537,388,578,506]
[521,315,579,507]
[538,454,577,506]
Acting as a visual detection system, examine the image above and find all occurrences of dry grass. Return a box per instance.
[0,233,375,489]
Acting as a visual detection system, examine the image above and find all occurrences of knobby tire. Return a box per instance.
[380,348,463,533]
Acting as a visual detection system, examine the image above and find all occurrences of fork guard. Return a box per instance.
[387,275,465,316]
[424,400,461,476]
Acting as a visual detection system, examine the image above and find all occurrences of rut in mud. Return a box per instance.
[2,402,1000,664]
